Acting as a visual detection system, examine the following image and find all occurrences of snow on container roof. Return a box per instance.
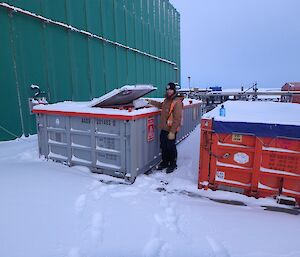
[33,98,201,120]
[203,101,300,139]
[204,101,300,125]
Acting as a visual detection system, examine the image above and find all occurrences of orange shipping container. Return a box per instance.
[199,101,300,205]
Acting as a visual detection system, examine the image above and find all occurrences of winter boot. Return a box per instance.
[166,164,177,174]
[156,162,169,170]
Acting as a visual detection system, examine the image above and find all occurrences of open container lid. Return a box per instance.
[89,85,156,107]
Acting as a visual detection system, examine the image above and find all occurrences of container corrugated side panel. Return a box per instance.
[125,116,161,181]
[69,116,93,166]
[94,117,125,177]
[36,114,48,157]
[45,114,69,162]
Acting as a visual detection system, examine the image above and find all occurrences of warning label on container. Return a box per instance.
[147,117,155,142]
[232,134,242,142]
[216,171,225,180]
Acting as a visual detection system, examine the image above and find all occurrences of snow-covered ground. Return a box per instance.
[0,126,299,257]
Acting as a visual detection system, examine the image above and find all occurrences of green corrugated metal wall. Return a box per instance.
[0,0,180,141]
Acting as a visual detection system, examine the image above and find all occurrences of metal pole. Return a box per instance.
[188,76,191,89]
[174,66,178,85]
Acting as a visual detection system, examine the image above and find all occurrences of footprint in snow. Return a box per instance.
[206,236,230,257]
[110,188,139,198]
[90,212,104,243]
[92,187,108,200]
[142,238,169,257]
[159,196,169,208]
[154,208,178,233]
[67,248,81,257]
[88,180,101,191]
[74,194,86,215]
[155,197,179,232]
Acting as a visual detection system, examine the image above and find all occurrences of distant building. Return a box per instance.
[281,82,300,103]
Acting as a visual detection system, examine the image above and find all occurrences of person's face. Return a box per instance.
[166,89,174,97]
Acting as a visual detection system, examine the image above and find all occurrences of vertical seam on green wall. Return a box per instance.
[8,11,25,136]
[99,0,107,93]
[41,22,51,101]
[124,2,129,85]
[141,0,145,84]
[39,0,52,101]
[40,1,55,102]
[65,0,74,100]
[133,2,138,83]
[113,0,119,89]
[84,0,93,100]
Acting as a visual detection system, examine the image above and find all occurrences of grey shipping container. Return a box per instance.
[33,96,202,183]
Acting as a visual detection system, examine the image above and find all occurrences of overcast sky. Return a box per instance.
[169,0,300,89]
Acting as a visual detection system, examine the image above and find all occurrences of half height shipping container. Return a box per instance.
[199,101,300,205]
[33,85,202,183]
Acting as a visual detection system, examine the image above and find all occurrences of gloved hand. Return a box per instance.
[168,132,175,140]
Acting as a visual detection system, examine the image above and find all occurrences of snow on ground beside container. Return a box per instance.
[0,126,300,257]
[203,101,300,125]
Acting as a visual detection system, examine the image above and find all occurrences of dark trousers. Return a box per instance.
[160,130,177,167]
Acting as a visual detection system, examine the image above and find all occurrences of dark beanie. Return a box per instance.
[166,82,176,92]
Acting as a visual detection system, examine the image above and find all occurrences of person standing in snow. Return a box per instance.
[147,82,183,173]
